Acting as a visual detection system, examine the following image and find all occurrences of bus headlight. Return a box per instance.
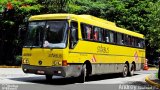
[23,58,29,64]
[53,61,61,66]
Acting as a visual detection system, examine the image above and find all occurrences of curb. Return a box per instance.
[145,75,160,89]
[0,66,21,68]
[148,68,158,70]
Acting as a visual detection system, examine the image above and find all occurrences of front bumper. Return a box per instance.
[22,64,82,77]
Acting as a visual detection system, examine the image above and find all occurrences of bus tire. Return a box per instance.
[46,75,52,81]
[77,65,86,83]
[129,64,135,76]
[122,64,128,77]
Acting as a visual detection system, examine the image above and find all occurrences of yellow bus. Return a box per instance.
[22,14,145,83]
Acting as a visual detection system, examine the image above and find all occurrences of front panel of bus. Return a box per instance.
[22,20,70,76]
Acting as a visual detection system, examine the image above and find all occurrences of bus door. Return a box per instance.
[69,21,79,63]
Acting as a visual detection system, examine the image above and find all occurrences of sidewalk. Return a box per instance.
[145,73,160,89]
[148,67,158,70]
[0,65,21,68]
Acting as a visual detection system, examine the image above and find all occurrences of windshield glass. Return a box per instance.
[24,20,68,48]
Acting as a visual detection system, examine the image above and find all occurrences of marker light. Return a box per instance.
[62,60,68,66]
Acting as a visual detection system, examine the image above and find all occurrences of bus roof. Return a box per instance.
[29,14,144,39]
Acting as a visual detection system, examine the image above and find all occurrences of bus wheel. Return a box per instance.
[45,75,52,81]
[129,64,135,76]
[78,65,86,83]
[122,64,128,77]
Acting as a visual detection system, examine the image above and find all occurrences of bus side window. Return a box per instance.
[69,21,78,49]
[124,35,129,45]
[141,39,145,48]
[81,24,92,40]
[117,33,124,45]
[86,25,92,40]
[81,24,86,39]
[125,35,129,46]
[134,38,142,48]
[93,27,99,41]
[131,37,135,46]
[137,38,144,48]
[109,31,115,43]
[105,30,110,43]
[98,28,103,42]
[128,36,132,46]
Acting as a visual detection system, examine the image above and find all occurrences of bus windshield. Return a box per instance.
[24,20,68,48]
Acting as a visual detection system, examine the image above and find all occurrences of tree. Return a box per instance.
[0,0,160,65]
[0,0,43,65]
[41,0,71,13]
[146,1,160,61]
[67,0,160,62]
[0,0,71,65]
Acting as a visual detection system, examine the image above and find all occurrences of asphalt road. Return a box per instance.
[0,68,158,90]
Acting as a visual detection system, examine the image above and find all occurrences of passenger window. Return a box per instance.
[135,38,144,48]
[128,36,132,46]
[81,24,93,40]
[105,30,110,43]
[140,39,145,48]
[86,25,92,40]
[131,37,135,46]
[69,21,78,49]
[135,38,139,47]
[117,33,124,45]
[124,35,128,45]
[109,31,115,43]
[99,28,103,42]
[93,27,99,41]
[125,35,130,45]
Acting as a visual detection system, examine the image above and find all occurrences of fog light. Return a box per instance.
[23,69,27,71]
[58,71,61,74]
[23,58,29,64]
[53,61,61,66]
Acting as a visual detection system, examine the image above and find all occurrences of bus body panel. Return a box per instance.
[22,48,63,66]
[67,40,145,75]
[22,14,145,79]
[22,64,82,77]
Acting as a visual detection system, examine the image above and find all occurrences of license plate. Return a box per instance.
[37,70,45,74]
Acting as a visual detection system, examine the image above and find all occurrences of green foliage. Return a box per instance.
[68,0,107,16]
[0,0,160,64]
[156,72,158,78]
[68,0,160,60]
[14,55,22,66]
[147,1,160,52]
[0,0,43,17]
[0,0,43,65]
[42,0,71,13]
